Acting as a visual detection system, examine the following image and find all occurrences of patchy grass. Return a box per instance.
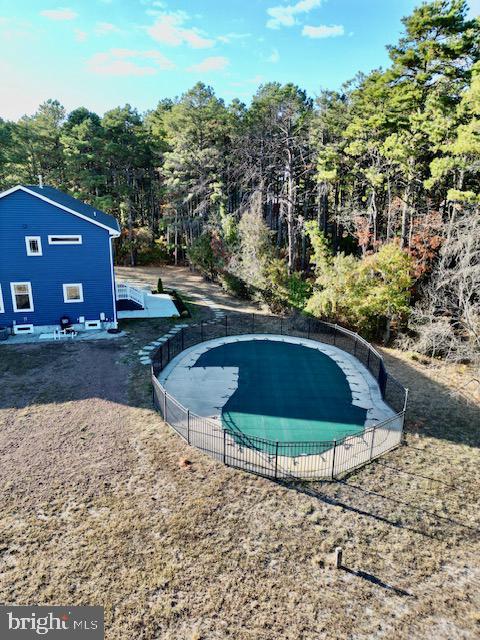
[0,306,479,639]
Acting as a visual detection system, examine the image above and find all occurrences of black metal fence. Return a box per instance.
[151,313,408,480]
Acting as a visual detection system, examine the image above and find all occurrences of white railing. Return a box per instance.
[116,282,145,308]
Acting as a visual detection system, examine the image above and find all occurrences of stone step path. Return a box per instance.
[138,295,226,366]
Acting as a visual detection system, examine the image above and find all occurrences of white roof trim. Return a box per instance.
[0,185,120,236]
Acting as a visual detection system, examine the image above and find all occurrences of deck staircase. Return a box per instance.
[116,282,146,311]
[115,280,179,319]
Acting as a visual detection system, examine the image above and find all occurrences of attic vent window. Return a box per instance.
[48,235,82,245]
[25,236,42,256]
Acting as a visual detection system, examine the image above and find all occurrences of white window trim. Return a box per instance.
[48,235,82,245]
[11,282,34,313]
[25,236,43,256]
[63,283,84,303]
[0,284,4,313]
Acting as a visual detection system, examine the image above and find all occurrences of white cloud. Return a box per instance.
[87,48,175,76]
[0,17,35,42]
[218,32,251,44]
[268,48,280,63]
[147,12,214,48]
[95,22,121,35]
[187,56,229,73]
[74,28,87,42]
[302,24,344,38]
[141,0,166,7]
[40,7,78,21]
[266,0,321,29]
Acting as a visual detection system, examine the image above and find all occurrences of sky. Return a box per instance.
[0,0,479,120]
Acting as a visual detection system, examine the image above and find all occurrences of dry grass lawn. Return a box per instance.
[0,271,479,639]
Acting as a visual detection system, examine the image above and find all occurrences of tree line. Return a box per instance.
[0,0,478,360]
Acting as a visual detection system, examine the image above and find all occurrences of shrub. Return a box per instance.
[218,272,251,299]
[187,233,218,279]
[136,238,170,266]
[287,272,312,310]
[235,194,273,289]
[263,259,312,312]
[305,223,413,340]
[115,228,171,266]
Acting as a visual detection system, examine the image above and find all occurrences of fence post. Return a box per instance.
[367,348,371,370]
[274,441,279,479]
[353,336,358,357]
[401,388,409,441]
[369,426,375,461]
[307,318,311,339]
[333,325,337,346]
[252,313,255,333]
[167,337,170,362]
[331,440,337,479]
[335,547,343,569]
[163,390,167,421]
[225,315,228,337]
[187,409,190,444]
[280,317,283,335]
[223,429,227,465]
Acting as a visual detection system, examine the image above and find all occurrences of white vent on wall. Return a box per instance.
[84,320,101,330]
[13,324,34,335]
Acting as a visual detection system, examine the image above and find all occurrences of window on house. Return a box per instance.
[11,282,34,312]
[25,236,42,256]
[63,283,84,303]
[0,285,4,313]
[48,235,82,245]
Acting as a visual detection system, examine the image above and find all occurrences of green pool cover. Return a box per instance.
[194,340,366,455]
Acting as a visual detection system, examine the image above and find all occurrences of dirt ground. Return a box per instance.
[0,267,479,640]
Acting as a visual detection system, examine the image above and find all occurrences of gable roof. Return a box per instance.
[0,185,120,235]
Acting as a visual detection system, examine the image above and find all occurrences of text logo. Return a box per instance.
[0,606,104,639]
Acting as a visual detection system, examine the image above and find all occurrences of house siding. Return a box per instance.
[0,190,116,327]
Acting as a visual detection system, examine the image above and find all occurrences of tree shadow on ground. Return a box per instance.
[380,348,480,448]
[284,475,479,544]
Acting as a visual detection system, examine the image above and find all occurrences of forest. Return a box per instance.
[0,0,479,362]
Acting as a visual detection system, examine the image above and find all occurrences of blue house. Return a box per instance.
[0,184,121,335]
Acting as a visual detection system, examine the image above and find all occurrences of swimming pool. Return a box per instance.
[194,339,367,451]
[158,332,397,458]
[154,317,407,480]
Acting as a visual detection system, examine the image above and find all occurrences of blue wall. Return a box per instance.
[0,190,116,327]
